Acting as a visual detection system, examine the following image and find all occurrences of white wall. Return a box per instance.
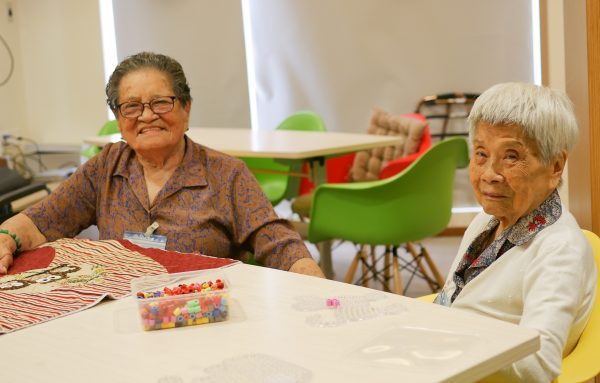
[4,0,534,144]
[112,0,250,129]
[248,0,534,133]
[0,0,27,139]
[7,0,107,146]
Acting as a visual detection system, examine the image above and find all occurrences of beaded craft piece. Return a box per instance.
[292,293,406,327]
[191,353,312,383]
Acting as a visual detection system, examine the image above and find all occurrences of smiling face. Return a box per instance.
[116,68,191,159]
[469,123,566,232]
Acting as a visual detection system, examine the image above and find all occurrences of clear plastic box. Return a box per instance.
[131,269,230,331]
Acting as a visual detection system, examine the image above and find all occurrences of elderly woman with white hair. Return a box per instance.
[435,82,597,382]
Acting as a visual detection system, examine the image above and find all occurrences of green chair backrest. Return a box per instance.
[308,137,469,245]
[242,111,326,205]
[277,110,327,132]
[81,120,119,159]
[98,120,119,136]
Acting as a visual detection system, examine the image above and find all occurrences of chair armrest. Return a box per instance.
[0,183,51,206]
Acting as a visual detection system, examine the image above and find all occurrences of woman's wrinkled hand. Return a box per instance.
[0,234,15,274]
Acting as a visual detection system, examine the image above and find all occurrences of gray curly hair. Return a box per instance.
[106,52,192,114]
[468,82,578,165]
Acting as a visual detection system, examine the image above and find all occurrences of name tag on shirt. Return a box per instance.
[123,231,167,250]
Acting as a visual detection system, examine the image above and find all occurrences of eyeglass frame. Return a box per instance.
[115,96,178,119]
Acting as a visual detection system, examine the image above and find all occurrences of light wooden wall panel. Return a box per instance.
[564,0,593,230]
[587,0,600,234]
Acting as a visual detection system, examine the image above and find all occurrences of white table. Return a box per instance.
[84,127,401,159]
[84,128,404,278]
[0,263,539,383]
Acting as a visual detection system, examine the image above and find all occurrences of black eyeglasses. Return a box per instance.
[116,96,177,119]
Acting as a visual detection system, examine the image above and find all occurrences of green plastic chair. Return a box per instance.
[308,137,469,294]
[81,120,119,159]
[242,111,326,206]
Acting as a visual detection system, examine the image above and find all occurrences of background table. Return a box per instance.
[84,127,403,184]
[84,127,401,158]
[0,263,539,383]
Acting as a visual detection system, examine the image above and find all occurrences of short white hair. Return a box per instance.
[468,82,578,165]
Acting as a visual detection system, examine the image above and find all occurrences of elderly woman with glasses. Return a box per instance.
[0,52,324,278]
[435,82,596,382]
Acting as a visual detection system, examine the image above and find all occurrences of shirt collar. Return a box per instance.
[170,135,207,188]
[485,189,562,246]
[113,135,207,188]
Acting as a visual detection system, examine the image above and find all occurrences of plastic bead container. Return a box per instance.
[131,269,230,331]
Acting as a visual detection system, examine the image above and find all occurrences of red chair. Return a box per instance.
[298,113,432,195]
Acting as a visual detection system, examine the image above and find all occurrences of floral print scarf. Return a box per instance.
[447,189,562,304]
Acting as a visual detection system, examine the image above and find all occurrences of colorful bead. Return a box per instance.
[136,279,226,300]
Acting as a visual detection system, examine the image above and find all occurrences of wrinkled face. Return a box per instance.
[116,68,190,155]
[469,123,564,230]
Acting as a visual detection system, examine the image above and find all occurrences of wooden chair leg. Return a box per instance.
[382,246,391,292]
[420,246,445,290]
[344,245,362,284]
[369,245,379,287]
[392,252,403,295]
[405,243,437,291]
[370,245,378,269]
[360,246,369,288]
